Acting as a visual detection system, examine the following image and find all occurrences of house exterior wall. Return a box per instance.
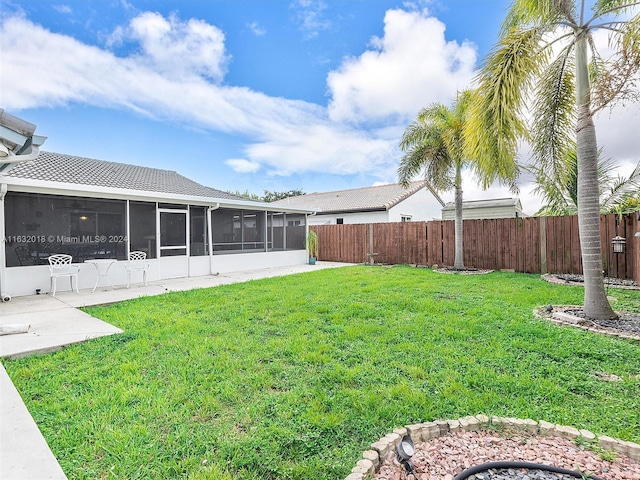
[308,188,443,225]
[4,250,307,297]
[388,188,443,221]
[308,211,389,225]
[441,205,520,220]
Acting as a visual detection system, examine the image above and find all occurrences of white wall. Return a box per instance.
[308,211,389,225]
[441,205,520,220]
[208,250,307,273]
[388,188,443,222]
[4,250,307,298]
[307,187,443,225]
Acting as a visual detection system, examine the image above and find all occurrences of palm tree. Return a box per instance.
[468,0,640,320]
[530,147,640,216]
[398,90,516,270]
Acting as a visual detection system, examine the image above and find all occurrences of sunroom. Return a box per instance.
[0,151,312,298]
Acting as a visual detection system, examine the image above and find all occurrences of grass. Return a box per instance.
[3,266,640,479]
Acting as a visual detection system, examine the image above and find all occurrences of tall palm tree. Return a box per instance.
[468,0,640,320]
[398,90,516,270]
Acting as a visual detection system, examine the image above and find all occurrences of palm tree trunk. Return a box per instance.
[575,35,617,320]
[453,167,464,270]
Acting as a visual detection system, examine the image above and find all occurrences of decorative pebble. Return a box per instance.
[373,430,640,480]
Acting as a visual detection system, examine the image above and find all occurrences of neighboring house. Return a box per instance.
[272,181,444,225]
[0,151,312,298]
[441,198,525,220]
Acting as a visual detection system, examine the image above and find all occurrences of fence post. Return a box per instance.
[539,217,547,274]
[369,224,374,265]
[635,230,640,285]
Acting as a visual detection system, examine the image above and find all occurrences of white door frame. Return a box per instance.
[157,207,190,279]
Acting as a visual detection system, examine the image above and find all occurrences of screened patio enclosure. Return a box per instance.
[4,192,306,268]
[0,151,313,297]
[2,191,310,298]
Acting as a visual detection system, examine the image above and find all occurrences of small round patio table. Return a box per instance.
[84,259,117,293]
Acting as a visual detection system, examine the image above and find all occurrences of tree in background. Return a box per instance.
[530,148,640,216]
[468,0,640,320]
[229,190,261,201]
[262,190,305,202]
[228,189,305,202]
[398,90,517,270]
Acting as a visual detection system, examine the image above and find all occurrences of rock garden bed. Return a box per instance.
[542,273,639,289]
[346,416,640,480]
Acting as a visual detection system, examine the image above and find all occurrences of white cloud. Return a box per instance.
[291,0,331,39]
[225,158,261,173]
[53,5,72,14]
[245,124,394,176]
[327,9,477,124]
[247,21,266,36]
[120,12,229,82]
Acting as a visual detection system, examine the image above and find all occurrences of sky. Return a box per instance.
[1,0,638,216]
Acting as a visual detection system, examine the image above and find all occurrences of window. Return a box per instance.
[285,214,306,250]
[4,192,126,266]
[242,210,265,251]
[190,206,207,256]
[129,201,156,258]
[211,208,264,253]
[401,215,412,222]
[267,212,284,251]
[211,208,302,253]
[336,218,344,224]
[159,210,187,257]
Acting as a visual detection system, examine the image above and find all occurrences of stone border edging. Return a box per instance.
[345,415,640,480]
[533,306,640,342]
[541,273,639,290]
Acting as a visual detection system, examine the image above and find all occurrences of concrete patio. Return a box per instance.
[0,261,351,479]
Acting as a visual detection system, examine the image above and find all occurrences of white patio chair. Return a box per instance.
[48,254,80,296]
[125,251,150,288]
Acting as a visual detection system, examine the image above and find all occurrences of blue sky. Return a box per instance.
[1,0,638,215]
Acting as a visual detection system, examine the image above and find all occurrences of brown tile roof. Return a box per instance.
[5,151,242,200]
[272,181,427,213]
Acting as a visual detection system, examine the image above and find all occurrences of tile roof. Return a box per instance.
[272,181,427,213]
[4,151,242,200]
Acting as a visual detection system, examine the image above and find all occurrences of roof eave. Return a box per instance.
[314,207,387,215]
[1,177,313,213]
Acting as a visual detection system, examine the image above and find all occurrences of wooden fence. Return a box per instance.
[311,212,640,281]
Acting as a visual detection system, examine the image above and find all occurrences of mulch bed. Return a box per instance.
[536,306,640,341]
[433,267,494,275]
[542,273,639,290]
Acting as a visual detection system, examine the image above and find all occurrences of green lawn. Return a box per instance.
[4,266,640,479]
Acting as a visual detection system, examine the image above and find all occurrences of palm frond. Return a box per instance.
[593,0,640,18]
[600,159,640,211]
[526,146,578,215]
[398,117,455,190]
[531,44,576,178]
[590,7,640,110]
[503,0,575,33]
[466,27,544,188]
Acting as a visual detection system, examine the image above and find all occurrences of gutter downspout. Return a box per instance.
[0,146,42,175]
[207,203,220,275]
[3,146,41,164]
[0,183,10,301]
